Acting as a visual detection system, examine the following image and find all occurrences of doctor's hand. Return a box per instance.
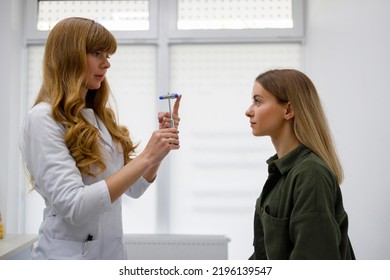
[158,95,182,129]
[141,127,180,167]
[106,126,179,202]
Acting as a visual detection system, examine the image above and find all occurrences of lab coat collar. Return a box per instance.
[81,108,115,152]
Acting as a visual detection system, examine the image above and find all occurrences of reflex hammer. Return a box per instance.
[159,93,179,128]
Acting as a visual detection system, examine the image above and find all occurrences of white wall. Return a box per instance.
[304,0,390,259]
[0,0,25,234]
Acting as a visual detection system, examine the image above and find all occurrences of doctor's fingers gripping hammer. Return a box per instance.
[159,93,179,128]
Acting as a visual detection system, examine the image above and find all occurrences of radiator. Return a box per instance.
[124,234,230,260]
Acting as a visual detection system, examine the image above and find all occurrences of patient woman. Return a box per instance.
[245,69,355,259]
[19,17,181,259]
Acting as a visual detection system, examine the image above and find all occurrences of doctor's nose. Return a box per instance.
[102,58,110,69]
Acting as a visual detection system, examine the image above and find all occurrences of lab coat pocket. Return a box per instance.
[47,237,100,260]
[261,211,291,259]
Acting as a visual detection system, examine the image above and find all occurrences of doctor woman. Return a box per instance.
[19,17,181,259]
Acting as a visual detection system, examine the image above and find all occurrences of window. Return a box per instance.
[37,0,150,31]
[177,0,293,30]
[23,0,304,259]
[26,0,158,42]
[168,0,303,40]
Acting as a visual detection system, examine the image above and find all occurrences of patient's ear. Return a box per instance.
[284,102,295,120]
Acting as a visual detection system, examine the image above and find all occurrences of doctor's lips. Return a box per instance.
[95,75,105,81]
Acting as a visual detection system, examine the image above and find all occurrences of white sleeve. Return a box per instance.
[19,104,112,226]
[125,176,151,199]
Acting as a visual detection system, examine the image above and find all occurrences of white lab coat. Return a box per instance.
[19,102,150,259]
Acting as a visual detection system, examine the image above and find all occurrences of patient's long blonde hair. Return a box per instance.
[256,69,344,184]
[34,17,136,176]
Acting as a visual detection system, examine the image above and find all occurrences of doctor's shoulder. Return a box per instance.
[23,102,66,136]
[27,102,51,117]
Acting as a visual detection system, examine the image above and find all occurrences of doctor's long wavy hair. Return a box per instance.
[256,69,344,184]
[34,17,136,176]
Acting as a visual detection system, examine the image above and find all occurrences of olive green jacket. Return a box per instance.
[250,145,355,260]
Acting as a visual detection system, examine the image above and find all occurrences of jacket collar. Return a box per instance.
[81,108,114,151]
[266,144,311,175]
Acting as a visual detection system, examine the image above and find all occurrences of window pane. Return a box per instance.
[27,46,44,108]
[37,0,150,31]
[107,45,157,233]
[169,43,301,259]
[177,0,293,30]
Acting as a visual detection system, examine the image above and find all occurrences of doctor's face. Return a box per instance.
[83,51,111,93]
[245,82,287,138]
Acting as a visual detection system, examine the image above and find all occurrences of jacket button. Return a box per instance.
[260,207,264,213]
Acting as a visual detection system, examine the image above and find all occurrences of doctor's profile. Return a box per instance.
[19,17,181,260]
[245,69,355,260]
